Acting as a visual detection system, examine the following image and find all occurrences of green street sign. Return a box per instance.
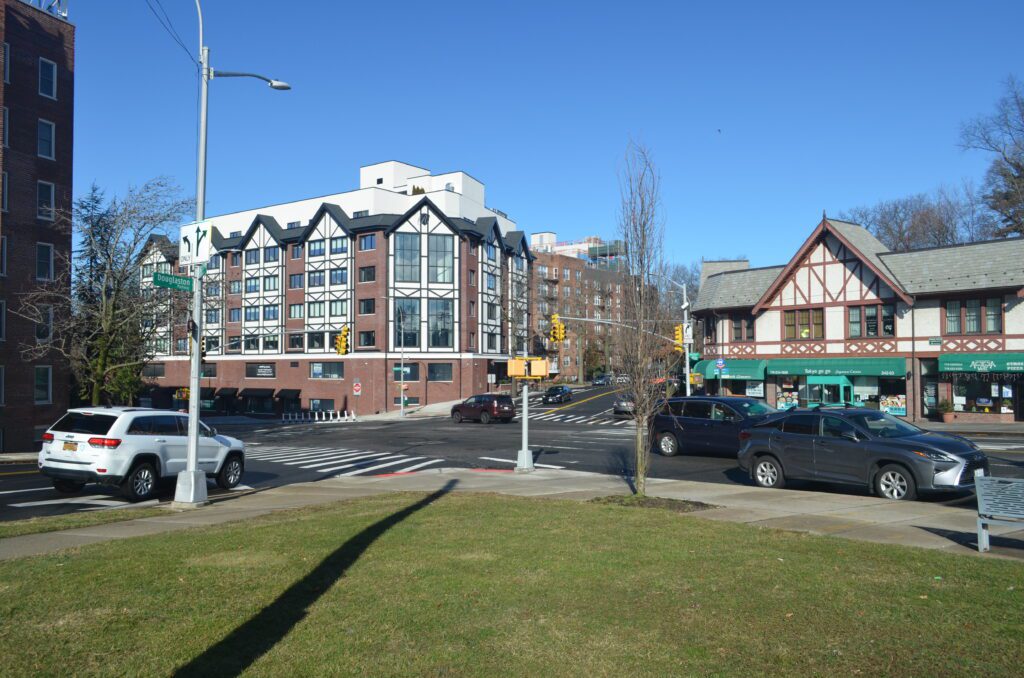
[152,271,193,292]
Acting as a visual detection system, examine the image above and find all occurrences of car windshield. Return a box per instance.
[50,412,118,435]
[734,400,778,417]
[847,411,922,438]
[546,388,560,395]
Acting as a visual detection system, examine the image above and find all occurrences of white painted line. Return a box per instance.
[247,447,338,460]
[280,450,367,465]
[10,495,126,508]
[341,456,428,476]
[318,454,408,474]
[478,456,565,469]
[390,458,443,473]
[0,486,54,496]
[534,444,593,451]
[301,452,392,470]
[613,420,629,426]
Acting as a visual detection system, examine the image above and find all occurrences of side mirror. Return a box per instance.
[211,427,218,437]
[841,431,858,442]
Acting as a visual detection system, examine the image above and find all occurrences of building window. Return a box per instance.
[244,336,260,351]
[264,245,280,263]
[263,305,279,321]
[36,305,53,342]
[358,330,375,347]
[227,335,241,351]
[330,268,347,285]
[229,307,241,323]
[487,333,498,351]
[37,119,55,159]
[245,277,259,293]
[428,234,454,283]
[395,298,420,347]
[394,233,420,282]
[308,271,325,288]
[308,302,325,318]
[428,299,454,348]
[428,363,453,382]
[986,297,1002,333]
[288,303,304,319]
[358,266,376,283]
[469,270,476,286]
[36,243,54,280]
[329,299,347,317]
[308,240,325,258]
[486,273,496,290]
[784,309,823,340]
[359,234,376,251]
[231,252,240,267]
[205,308,220,324]
[37,181,55,220]
[245,249,260,265]
[469,300,476,317]
[310,362,344,379]
[291,244,303,259]
[263,275,278,291]
[34,366,52,404]
[287,221,301,230]
[330,237,347,255]
[393,363,420,381]
[2,172,7,212]
[39,57,57,99]
[353,210,369,218]
[486,302,498,322]
[945,298,1001,335]
[307,332,326,350]
[244,307,259,322]
[201,362,217,377]
[359,298,375,315]
[289,273,304,289]
[263,335,279,351]
[288,333,304,350]
[848,304,894,338]
[208,254,221,271]
[731,315,755,342]
[142,363,165,378]
[419,212,429,226]
[486,243,496,261]
[206,336,221,353]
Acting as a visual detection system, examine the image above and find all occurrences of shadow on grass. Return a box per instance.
[916,525,1024,556]
[173,479,458,678]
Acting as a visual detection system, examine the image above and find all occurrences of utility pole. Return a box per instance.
[399,306,405,417]
[682,283,692,397]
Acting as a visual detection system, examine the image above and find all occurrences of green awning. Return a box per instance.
[938,353,1024,373]
[766,357,905,377]
[693,359,766,380]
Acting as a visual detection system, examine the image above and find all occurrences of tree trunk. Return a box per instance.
[634,421,647,496]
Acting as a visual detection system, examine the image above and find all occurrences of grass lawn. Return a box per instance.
[0,491,1021,677]
[0,507,168,540]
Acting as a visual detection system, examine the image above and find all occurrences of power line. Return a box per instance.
[144,0,197,65]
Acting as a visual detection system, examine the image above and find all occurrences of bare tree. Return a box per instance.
[961,77,1024,237]
[14,178,191,405]
[617,142,678,496]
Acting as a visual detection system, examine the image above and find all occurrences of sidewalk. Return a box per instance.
[920,420,1024,436]
[2,468,1022,561]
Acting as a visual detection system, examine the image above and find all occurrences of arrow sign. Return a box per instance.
[179,220,213,265]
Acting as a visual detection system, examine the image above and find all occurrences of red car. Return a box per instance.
[451,394,516,424]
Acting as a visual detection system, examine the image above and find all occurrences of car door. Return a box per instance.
[461,396,480,419]
[157,415,189,476]
[776,413,819,478]
[680,400,714,450]
[814,416,867,484]
[195,420,222,473]
[708,403,743,453]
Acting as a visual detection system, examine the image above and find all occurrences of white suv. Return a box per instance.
[39,407,246,501]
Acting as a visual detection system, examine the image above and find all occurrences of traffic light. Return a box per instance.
[673,324,684,353]
[200,336,208,360]
[335,326,350,355]
[555,321,566,342]
[549,314,560,343]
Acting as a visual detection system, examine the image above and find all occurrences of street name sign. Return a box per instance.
[153,271,193,292]
[179,220,214,266]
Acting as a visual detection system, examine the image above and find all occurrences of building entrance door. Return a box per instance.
[803,376,853,407]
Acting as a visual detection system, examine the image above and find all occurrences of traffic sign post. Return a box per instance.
[152,271,193,293]
[715,358,726,395]
[353,380,362,397]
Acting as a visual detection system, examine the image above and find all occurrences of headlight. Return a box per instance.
[912,450,956,463]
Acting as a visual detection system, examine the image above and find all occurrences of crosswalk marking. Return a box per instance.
[316,454,408,474]
[340,456,428,476]
[243,445,458,477]
[479,456,565,470]
[283,449,367,466]
[301,452,392,470]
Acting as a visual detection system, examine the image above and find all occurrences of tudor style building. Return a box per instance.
[141,161,532,416]
[694,216,1024,423]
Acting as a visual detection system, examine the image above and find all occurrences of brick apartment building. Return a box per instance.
[528,235,626,382]
[141,161,532,416]
[0,1,73,451]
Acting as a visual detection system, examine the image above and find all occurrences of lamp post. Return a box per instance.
[174,0,290,507]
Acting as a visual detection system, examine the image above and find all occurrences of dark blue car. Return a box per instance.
[651,396,780,456]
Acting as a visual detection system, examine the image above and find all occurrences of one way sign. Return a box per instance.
[179,220,214,266]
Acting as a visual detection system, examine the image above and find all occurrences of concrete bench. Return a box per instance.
[975,470,1024,553]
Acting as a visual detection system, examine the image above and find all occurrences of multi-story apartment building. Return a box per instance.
[141,161,532,416]
[530,248,626,382]
[0,0,73,451]
[694,215,1024,423]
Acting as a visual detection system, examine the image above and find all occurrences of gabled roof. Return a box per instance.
[880,237,1024,295]
[144,233,178,260]
[233,214,287,249]
[385,197,464,238]
[307,202,354,236]
[751,217,911,312]
[693,265,786,312]
[502,230,534,260]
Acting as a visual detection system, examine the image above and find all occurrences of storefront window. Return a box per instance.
[951,375,1014,415]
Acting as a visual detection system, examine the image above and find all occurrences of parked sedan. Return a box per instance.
[592,375,610,386]
[612,394,635,416]
[651,397,779,456]
[543,386,573,404]
[738,408,989,500]
[451,394,516,424]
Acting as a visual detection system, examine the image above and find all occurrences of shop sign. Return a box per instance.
[745,381,765,398]
[928,337,942,346]
[245,363,276,378]
[938,353,1024,373]
[880,394,907,416]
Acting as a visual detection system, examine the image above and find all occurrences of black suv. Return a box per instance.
[738,408,989,500]
[651,396,780,456]
[543,386,573,404]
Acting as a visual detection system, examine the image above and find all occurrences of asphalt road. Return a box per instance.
[5,385,1024,521]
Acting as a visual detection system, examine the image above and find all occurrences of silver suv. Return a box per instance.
[39,407,246,501]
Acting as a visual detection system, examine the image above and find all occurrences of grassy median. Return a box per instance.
[0,507,168,540]
[0,491,1021,677]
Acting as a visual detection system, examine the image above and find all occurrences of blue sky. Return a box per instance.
[73,1,1022,266]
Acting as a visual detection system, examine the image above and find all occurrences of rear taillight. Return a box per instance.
[42,432,54,442]
[87,437,122,449]
[738,431,752,442]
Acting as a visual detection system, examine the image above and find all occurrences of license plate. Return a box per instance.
[62,441,78,452]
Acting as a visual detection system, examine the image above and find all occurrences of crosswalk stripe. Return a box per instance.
[282,449,366,466]
[393,458,444,473]
[301,452,392,470]
[317,453,408,473]
[248,447,339,460]
[340,456,427,476]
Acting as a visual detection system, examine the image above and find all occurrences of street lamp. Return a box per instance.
[175,0,290,507]
[651,273,693,397]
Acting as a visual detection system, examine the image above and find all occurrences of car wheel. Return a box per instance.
[657,432,680,457]
[123,461,158,502]
[452,411,463,424]
[875,464,917,501]
[53,479,85,494]
[753,456,785,489]
[480,411,492,424]
[216,454,244,490]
